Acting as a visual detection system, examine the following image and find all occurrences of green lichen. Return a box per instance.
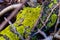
[0,6,41,40]
[47,13,57,28]
[48,0,57,8]
[53,0,57,4]
[49,2,53,8]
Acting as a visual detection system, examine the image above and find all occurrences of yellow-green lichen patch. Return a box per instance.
[0,6,41,40]
[16,6,41,38]
[0,26,19,40]
[0,36,5,40]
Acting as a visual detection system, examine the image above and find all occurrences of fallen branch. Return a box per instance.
[0,3,22,16]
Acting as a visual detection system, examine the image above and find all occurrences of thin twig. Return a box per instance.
[40,18,45,26]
